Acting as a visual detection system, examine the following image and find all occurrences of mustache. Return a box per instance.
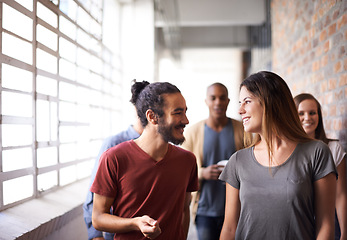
[175,124,186,128]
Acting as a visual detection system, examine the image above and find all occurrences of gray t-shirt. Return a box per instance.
[219,140,337,240]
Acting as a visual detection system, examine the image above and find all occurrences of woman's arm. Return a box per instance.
[92,193,161,239]
[314,173,337,240]
[220,184,241,240]
[336,157,347,240]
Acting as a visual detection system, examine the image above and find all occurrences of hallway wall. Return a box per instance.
[272,0,347,149]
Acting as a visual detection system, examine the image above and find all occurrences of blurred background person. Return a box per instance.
[294,93,346,240]
[182,83,245,240]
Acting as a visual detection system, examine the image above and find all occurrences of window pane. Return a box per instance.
[77,7,91,32]
[37,24,57,51]
[2,147,32,172]
[76,86,90,105]
[2,63,32,92]
[37,147,58,167]
[3,175,33,205]
[2,124,32,147]
[60,165,76,186]
[2,32,32,64]
[59,58,76,81]
[59,101,76,122]
[59,82,76,101]
[50,102,58,141]
[76,47,90,69]
[37,2,57,28]
[76,66,91,85]
[59,126,76,143]
[38,171,57,191]
[76,141,90,159]
[36,49,57,74]
[37,75,57,96]
[59,143,76,163]
[59,16,76,40]
[2,91,32,117]
[77,161,91,179]
[36,99,50,141]
[3,4,33,41]
[59,0,77,21]
[59,37,76,62]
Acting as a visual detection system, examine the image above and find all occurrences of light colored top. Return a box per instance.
[219,140,337,240]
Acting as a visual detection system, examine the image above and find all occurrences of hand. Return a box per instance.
[136,215,161,239]
[201,164,223,180]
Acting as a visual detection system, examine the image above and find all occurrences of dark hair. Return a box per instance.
[134,82,181,127]
[293,93,333,144]
[207,82,229,96]
[241,71,311,151]
[130,79,150,105]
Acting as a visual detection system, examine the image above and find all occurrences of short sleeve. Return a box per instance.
[219,151,240,189]
[328,141,346,167]
[312,141,337,182]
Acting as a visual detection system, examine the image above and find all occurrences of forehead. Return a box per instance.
[162,92,186,110]
[298,99,318,110]
[239,86,253,99]
[207,84,228,96]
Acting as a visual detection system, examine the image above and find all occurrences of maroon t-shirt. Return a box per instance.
[91,140,198,240]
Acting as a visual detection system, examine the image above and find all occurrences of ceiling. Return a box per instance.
[155,0,267,52]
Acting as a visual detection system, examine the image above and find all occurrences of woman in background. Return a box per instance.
[219,71,337,240]
[294,93,346,240]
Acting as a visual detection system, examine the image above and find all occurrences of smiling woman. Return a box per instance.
[219,71,338,240]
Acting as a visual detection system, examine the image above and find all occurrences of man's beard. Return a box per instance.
[157,119,185,145]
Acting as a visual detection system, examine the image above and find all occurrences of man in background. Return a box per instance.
[182,82,245,240]
[83,80,149,240]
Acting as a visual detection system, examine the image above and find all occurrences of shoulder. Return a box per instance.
[230,118,243,127]
[173,145,196,159]
[185,120,206,133]
[104,140,133,155]
[328,140,344,153]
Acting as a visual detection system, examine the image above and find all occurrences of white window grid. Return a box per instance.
[0,0,123,211]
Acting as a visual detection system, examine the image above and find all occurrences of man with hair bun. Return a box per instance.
[91,81,198,239]
[83,80,149,240]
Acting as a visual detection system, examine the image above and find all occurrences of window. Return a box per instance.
[0,0,123,210]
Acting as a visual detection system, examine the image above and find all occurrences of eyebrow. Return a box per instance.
[172,107,187,112]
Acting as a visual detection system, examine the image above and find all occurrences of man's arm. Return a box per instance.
[314,173,336,240]
[182,192,192,239]
[92,193,162,239]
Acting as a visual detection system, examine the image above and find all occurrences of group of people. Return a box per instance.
[82,71,346,240]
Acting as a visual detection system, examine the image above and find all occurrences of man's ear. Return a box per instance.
[146,109,158,125]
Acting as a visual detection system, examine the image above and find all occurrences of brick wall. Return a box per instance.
[272,0,347,149]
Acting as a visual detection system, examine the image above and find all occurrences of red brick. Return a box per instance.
[321,55,329,67]
[320,30,327,42]
[337,13,347,30]
[329,104,337,116]
[323,40,330,52]
[328,23,336,36]
[321,80,328,92]
[312,60,320,72]
[340,73,347,86]
[334,61,342,73]
[328,78,337,90]
[344,57,347,71]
